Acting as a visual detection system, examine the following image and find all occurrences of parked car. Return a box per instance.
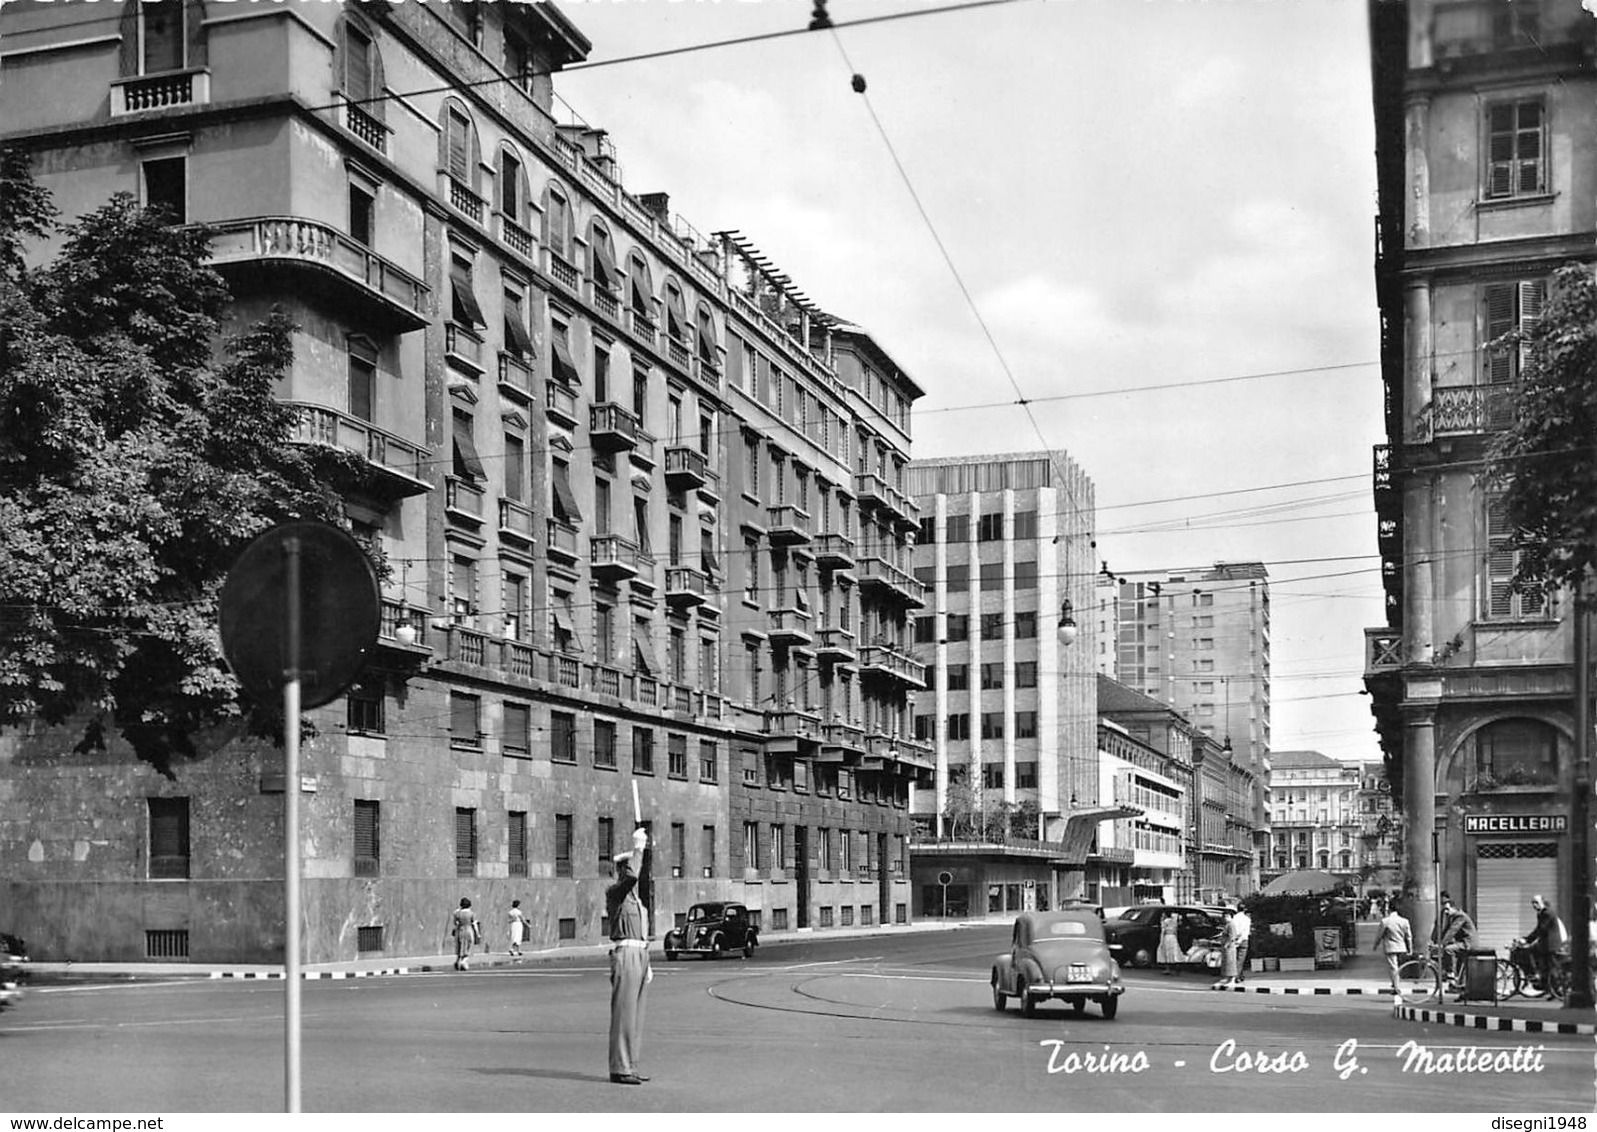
[991,909,1124,1019]
[0,931,27,1014]
[663,902,759,960]
[1102,905,1227,968]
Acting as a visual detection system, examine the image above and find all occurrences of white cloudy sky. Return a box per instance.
[552,0,1385,762]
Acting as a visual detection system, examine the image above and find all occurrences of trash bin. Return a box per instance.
[1462,950,1498,1003]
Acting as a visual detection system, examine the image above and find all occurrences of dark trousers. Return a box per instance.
[609,945,649,1076]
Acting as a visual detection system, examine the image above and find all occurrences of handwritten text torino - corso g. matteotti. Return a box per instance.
[1038,1038,1549,1079]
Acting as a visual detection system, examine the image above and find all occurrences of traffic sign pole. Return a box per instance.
[284,536,302,1114]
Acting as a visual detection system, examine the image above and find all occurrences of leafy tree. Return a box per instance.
[942,778,981,839]
[0,152,359,776]
[1486,262,1597,593]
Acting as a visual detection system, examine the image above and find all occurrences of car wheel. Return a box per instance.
[1132,947,1153,968]
[708,933,722,958]
[1101,996,1119,1020]
[744,937,756,959]
[991,977,1007,1011]
[1071,999,1086,1015]
[1018,978,1037,1018]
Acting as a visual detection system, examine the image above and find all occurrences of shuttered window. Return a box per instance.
[454,807,477,877]
[1483,279,1545,389]
[633,727,654,775]
[597,816,615,875]
[508,811,528,877]
[148,797,190,879]
[141,0,184,73]
[499,151,521,221]
[1486,99,1545,200]
[555,813,573,877]
[451,692,481,747]
[503,702,530,757]
[1484,495,1547,620]
[346,23,374,101]
[354,799,379,877]
[446,107,471,181]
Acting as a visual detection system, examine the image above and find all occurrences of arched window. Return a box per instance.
[543,184,573,262]
[439,100,482,196]
[1472,717,1559,787]
[341,17,385,114]
[696,305,720,367]
[589,223,618,294]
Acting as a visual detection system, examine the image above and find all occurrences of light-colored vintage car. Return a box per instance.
[991,909,1125,1019]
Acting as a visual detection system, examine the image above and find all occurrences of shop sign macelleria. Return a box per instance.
[1463,814,1569,835]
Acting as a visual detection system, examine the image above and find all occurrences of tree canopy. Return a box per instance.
[0,151,356,775]
[1486,262,1597,596]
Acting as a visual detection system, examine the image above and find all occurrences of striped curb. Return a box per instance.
[208,968,418,980]
[1394,1003,1596,1035]
[1211,983,1392,996]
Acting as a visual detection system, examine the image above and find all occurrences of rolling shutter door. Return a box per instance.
[1475,841,1557,951]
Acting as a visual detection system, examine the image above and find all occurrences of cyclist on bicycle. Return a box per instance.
[1437,896,1476,985]
[1520,894,1568,991]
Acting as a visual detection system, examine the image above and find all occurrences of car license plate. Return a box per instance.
[1068,965,1090,983]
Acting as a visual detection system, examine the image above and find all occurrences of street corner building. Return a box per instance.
[1365,0,1596,950]
[0,0,927,963]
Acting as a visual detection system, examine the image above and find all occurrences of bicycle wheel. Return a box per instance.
[1395,957,1442,1003]
[1494,958,1521,1001]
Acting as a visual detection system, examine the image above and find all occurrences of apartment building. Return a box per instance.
[903,452,1107,917]
[1264,750,1363,889]
[1365,0,1593,948]
[0,0,922,961]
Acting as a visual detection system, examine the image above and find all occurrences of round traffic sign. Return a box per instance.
[220,521,381,710]
[937,870,954,886]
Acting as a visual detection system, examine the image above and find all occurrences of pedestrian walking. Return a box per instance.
[1215,906,1252,988]
[1157,910,1183,975]
[451,897,480,971]
[606,826,652,1085]
[1230,905,1252,983]
[1375,902,1413,1001]
[507,899,526,958]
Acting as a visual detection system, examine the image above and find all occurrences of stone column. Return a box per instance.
[1403,707,1438,949]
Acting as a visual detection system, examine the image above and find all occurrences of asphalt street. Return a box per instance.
[2,926,1591,1113]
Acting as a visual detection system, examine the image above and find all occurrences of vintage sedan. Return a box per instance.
[1102,904,1227,968]
[991,910,1124,1019]
[663,902,759,960]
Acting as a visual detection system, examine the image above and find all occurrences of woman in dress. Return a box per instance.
[451,898,480,971]
[507,899,526,957]
[1157,910,1183,975]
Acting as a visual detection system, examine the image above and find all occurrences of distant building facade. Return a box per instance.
[1264,751,1363,891]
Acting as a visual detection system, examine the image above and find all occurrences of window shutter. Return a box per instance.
[1484,284,1515,384]
[450,260,486,327]
[354,800,379,873]
[1485,497,1515,618]
[455,808,476,866]
[452,694,478,740]
[1515,102,1543,194]
[447,108,470,180]
[1517,279,1546,376]
[1487,104,1516,197]
[142,0,185,73]
[499,152,521,220]
[347,24,373,101]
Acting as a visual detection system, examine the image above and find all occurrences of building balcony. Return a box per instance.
[445,475,485,526]
[631,431,657,472]
[1420,383,1516,440]
[628,309,658,349]
[768,607,814,648]
[664,445,709,490]
[854,472,910,523]
[766,504,813,546]
[445,323,484,375]
[546,519,579,564]
[287,403,431,501]
[111,69,210,117]
[340,97,388,154]
[816,626,857,663]
[498,498,535,547]
[376,599,432,663]
[587,280,620,322]
[589,403,640,452]
[819,721,867,759]
[497,352,533,404]
[814,533,856,570]
[665,564,708,609]
[496,213,534,261]
[858,644,927,689]
[544,380,579,429]
[206,217,428,333]
[693,354,722,388]
[856,556,925,607]
[665,335,691,371]
[1364,627,1403,676]
[445,175,484,225]
[590,534,640,582]
[543,247,580,295]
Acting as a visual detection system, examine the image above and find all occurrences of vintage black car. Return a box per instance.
[0,931,27,1014]
[664,902,759,960]
[992,910,1124,1019]
[1101,904,1226,968]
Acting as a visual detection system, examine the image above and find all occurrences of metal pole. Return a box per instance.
[1568,581,1592,1009]
[283,538,302,1112]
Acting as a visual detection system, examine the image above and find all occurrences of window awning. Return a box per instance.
[593,241,617,290]
[630,274,651,314]
[697,310,718,361]
[453,416,486,480]
[634,636,656,676]
[703,547,720,574]
[552,462,583,523]
[551,336,580,387]
[504,309,536,357]
[666,292,686,340]
[451,262,486,327]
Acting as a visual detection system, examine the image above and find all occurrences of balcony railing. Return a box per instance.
[544,380,579,429]
[288,403,430,499]
[499,498,535,545]
[629,308,657,347]
[589,403,640,451]
[1426,383,1516,438]
[859,644,927,689]
[498,352,533,402]
[664,445,709,490]
[111,69,211,116]
[590,534,640,580]
[1364,627,1403,675]
[666,336,690,370]
[814,533,856,569]
[206,217,428,332]
[446,323,484,373]
[342,98,388,153]
[857,556,923,606]
[447,176,484,224]
[546,519,579,562]
[445,475,485,524]
[766,504,813,546]
[543,247,579,293]
[816,626,857,662]
[378,599,430,651]
[496,213,534,259]
[665,565,708,607]
[767,607,814,646]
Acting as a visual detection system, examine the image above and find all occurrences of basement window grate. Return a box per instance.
[356,926,384,953]
[558,918,576,941]
[145,929,189,959]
